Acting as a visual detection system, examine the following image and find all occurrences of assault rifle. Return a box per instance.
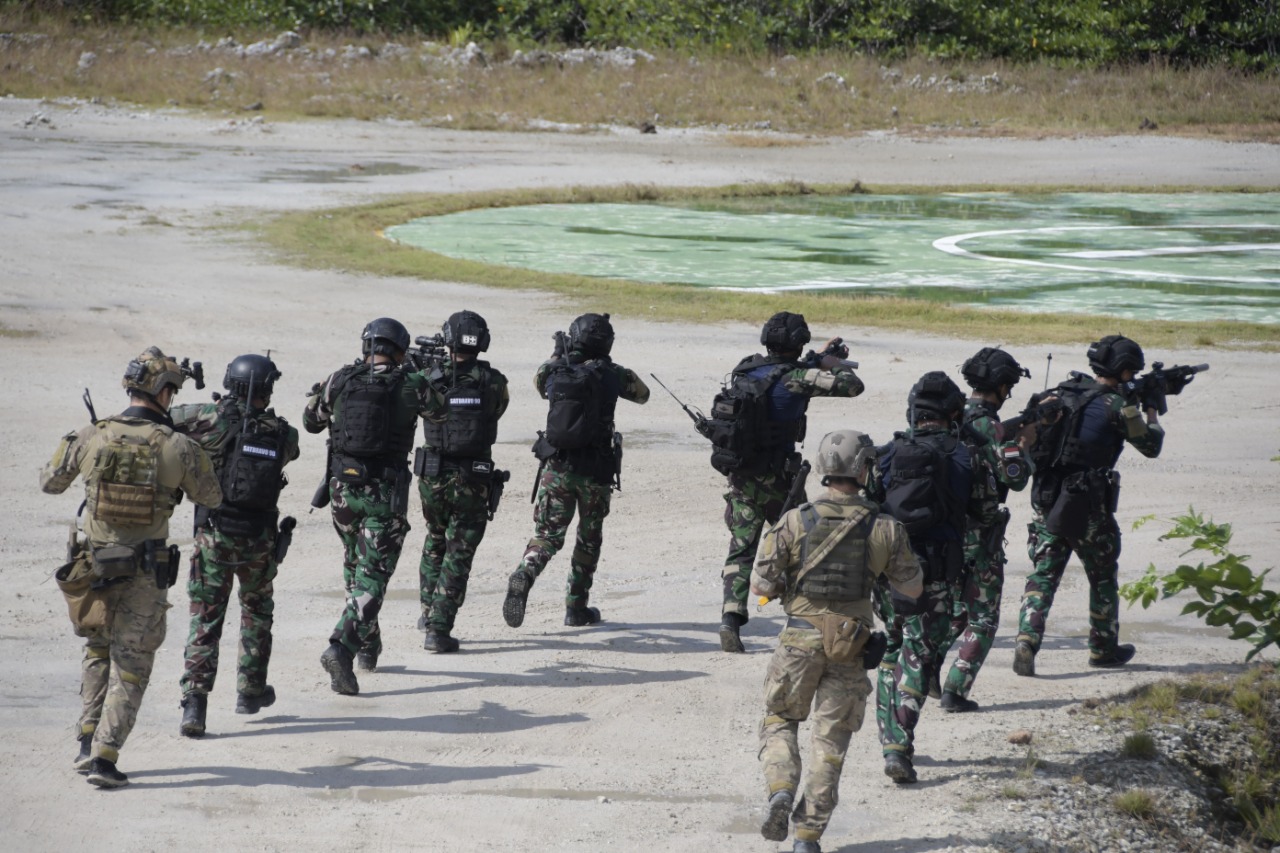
[1119,362,1209,416]
[650,373,712,439]
[178,358,205,390]
[803,337,859,371]
[778,459,811,517]
[407,334,449,372]
[998,394,1065,438]
[552,330,570,359]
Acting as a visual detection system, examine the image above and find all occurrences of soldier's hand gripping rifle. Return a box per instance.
[649,373,713,440]
[1119,362,1210,416]
[407,334,449,373]
[998,394,1065,439]
[552,330,570,359]
[803,337,860,372]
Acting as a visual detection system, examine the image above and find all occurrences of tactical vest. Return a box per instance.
[422,363,500,458]
[330,363,416,461]
[1033,377,1114,471]
[215,398,289,514]
[85,421,174,527]
[793,501,876,602]
[881,430,966,538]
[544,356,619,452]
[705,354,804,475]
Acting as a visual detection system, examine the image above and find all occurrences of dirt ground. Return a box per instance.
[2,98,1279,852]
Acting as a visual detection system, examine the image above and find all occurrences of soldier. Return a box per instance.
[503,313,648,629]
[1014,335,1164,675]
[937,348,1034,712]
[415,311,510,654]
[41,347,222,788]
[716,312,865,653]
[873,371,979,784]
[751,430,923,853]
[170,354,300,736]
[304,318,443,695]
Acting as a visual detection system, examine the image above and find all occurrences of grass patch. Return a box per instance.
[1114,789,1158,818]
[1121,731,1158,760]
[2,17,1280,141]
[259,182,1280,348]
[1000,784,1027,800]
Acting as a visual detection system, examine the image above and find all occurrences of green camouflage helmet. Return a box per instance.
[122,346,185,397]
[814,429,876,482]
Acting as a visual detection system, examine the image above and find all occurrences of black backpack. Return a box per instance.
[1028,375,1108,471]
[704,360,797,476]
[544,359,607,450]
[882,432,964,537]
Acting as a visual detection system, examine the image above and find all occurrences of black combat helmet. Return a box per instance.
[442,310,491,354]
[907,371,965,425]
[961,347,1030,392]
[361,317,410,357]
[569,312,614,357]
[760,311,811,353]
[223,354,281,400]
[1087,335,1145,378]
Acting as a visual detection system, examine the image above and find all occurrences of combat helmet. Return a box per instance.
[907,371,965,425]
[442,310,491,354]
[122,346,186,398]
[569,313,614,357]
[361,317,410,358]
[760,312,811,353]
[961,347,1030,392]
[814,429,877,485]
[1087,335,1145,378]
[223,354,281,401]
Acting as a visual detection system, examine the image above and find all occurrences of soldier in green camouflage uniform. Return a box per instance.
[719,312,865,653]
[1014,336,1165,675]
[41,347,222,788]
[415,311,509,653]
[937,348,1034,712]
[503,314,648,629]
[170,354,300,736]
[751,430,922,853]
[304,319,445,695]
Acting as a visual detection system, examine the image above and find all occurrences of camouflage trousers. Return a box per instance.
[419,470,490,634]
[517,461,612,608]
[874,578,954,758]
[760,626,871,844]
[943,511,1010,699]
[722,469,798,620]
[179,523,277,698]
[328,477,411,658]
[78,571,170,764]
[1017,510,1123,659]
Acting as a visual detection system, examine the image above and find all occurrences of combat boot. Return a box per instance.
[793,841,822,853]
[1089,643,1136,668]
[74,733,93,773]
[321,643,360,695]
[236,685,276,715]
[719,612,745,654]
[564,606,602,627]
[424,630,460,653]
[1012,640,1037,677]
[760,789,793,841]
[940,690,980,713]
[503,569,534,628]
[883,753,917,784]
[416,614,428,632]
[356,648,379,672]
[86,758,128,789]
[179,692,207,738]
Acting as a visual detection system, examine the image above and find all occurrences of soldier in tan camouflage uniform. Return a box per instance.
[751,430,923,853]
[41,348,222,788]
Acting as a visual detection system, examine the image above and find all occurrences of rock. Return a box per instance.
[77,52,96,72]
[1009,730,1034,745]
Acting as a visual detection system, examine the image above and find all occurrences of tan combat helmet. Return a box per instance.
[814,429,876,483]
[122,346,186,397]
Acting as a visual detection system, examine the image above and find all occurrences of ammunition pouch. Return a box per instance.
[413,447,442,479]
[815,614,871,664]
[55,557,107,637]
[90,543,142,583]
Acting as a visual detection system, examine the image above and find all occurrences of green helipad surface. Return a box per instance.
[385,193,1280,324]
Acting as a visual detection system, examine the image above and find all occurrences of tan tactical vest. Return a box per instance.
[84,421,176,527]
[793,501,876,602]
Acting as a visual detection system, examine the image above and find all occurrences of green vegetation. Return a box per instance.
[1120,731,1158,760]
[1121,509,1280,661]
[1113,789,1157,818]
[26,0,1280,70]
[260,183,1280,348]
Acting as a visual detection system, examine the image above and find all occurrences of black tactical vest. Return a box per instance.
[330,363,416,461]
[421,362,500,458]
[216,398,289,514]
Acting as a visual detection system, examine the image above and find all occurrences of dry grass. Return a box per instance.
[2,17,1278,140]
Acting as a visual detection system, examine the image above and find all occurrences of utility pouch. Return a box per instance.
[274,516,297,564]
[487,469,510,521]
[413,447,442,479]
[90,544,139,583]
[55,557,107,636]
[817,614,870,664]
[1046,471,1091,542]
[390,467,412,516]
[332,456,369,486]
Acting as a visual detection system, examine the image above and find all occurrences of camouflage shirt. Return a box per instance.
[779,361,865,399]
[41,407,222,546]
[962,398,1030,525]
[751,489,922,624]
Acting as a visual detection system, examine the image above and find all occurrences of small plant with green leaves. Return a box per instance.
[1120,509,1278,661]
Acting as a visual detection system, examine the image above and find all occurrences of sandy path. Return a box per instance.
[2,98,1278,852]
